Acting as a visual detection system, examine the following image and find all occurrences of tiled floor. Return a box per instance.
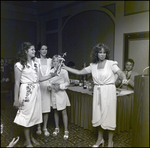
[1,95,132,147]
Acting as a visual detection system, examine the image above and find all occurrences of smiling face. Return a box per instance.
[98,48,106,61]
[39,45,48,57]
[125,62,134,71]
[52,57,60,69]
[26,45,35,58]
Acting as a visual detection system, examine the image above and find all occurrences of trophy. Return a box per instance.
[54,52,67,75]
[47,52,67,91]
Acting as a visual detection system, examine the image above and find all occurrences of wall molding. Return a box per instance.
[62,8,116,31]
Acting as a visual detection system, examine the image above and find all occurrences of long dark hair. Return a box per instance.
[17,42,34,68]
[90,43,110,63]
[35,42,49,58]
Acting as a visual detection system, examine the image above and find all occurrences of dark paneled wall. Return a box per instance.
[1,19,37,58]
[62,10,115,69]
[46,33,58,58]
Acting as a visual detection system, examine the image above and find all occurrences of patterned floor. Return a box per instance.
[1,94,132,147]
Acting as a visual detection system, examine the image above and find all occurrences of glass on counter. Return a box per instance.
[88,82,93,91]
[70,79,79,86]
[83,80,87,89]
[74,80,79,86]
[79,80,83,87]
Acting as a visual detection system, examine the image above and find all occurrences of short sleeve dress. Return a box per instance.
[49,68,71,111]
[35,58,52,113]
[85,60,120,130]
[13,61,42,127]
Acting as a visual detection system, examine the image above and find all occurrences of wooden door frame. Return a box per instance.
[123,31,149,69]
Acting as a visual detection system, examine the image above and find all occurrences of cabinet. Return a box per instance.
[132,75,149,147]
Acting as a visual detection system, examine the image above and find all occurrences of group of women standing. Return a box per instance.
[13,42,70,147]
[13,42,128,147]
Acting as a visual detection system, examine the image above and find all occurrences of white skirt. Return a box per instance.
[14,83,43,127]
[92,84,116,130]
[51,89,71,111]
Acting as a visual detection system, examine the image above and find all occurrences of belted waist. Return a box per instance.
[94,83,114,86]
[21,82,39,84]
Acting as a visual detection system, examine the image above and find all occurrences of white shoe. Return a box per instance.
[43,128,50,137]
[92,139,105,147]
[53,128,59,136]
[36,126,42,135]
[63,131,69,140]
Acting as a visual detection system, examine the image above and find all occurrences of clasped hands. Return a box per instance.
[122,79,130,85]
[50,72,58,77]
[47,83,60,92]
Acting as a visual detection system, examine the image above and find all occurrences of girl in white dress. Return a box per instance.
[48,55,70,140]
[62,43,128,147]
[13,42,56,147]
[35,43,52,137]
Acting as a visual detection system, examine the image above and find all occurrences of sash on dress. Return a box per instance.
[92,83,114,126]
[49,76,64,84]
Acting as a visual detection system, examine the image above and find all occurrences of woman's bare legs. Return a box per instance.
[108,130,114,147]
[30,126,40,146]
[54,110,59,128]
[24,127,32,146]
[42,113,50,136]
[62,108,69,139]
[43,113,49,129]
[95,126,104,145]
[36,124,41,134]
[62,109,68,131]
[36,113,49,136]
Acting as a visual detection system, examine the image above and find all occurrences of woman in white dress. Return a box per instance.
[35,43,52,136]
[48,55,70,140]
[13,42,56,147]
[62,43,128,147]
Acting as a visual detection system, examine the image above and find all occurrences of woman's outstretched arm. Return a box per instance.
[62,64,88,75]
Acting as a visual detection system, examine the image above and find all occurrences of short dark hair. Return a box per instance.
[126,59,134,66]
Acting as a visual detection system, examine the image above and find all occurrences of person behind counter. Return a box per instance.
[115,59,139,90]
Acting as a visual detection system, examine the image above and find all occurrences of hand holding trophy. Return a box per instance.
[47,53,67,91]
[54,52,67,75]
